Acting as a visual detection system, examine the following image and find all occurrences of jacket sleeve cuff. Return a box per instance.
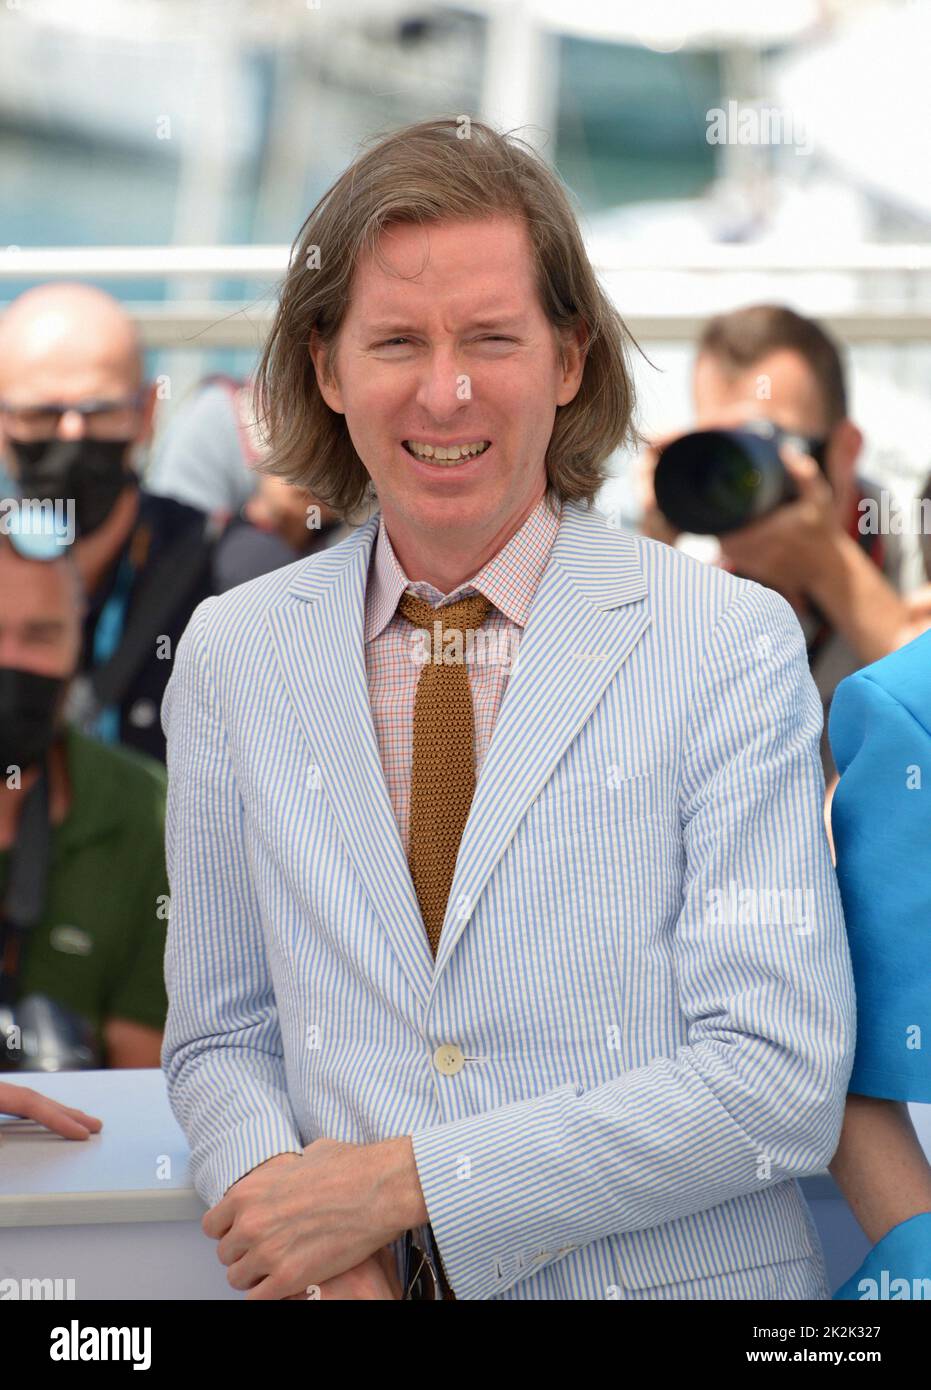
[410,1082,594,1301]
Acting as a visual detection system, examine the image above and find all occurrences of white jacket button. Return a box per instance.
[433,1044,465,1076]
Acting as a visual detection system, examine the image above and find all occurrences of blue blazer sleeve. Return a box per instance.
[829,630,931,1103]
[832,1211,931,1299]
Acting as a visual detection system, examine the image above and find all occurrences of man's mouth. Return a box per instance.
[402,439,492,468]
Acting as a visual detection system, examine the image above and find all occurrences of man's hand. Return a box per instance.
[718,446,837,609]
[282,1246,403,1300]
[202,1137,426,1300]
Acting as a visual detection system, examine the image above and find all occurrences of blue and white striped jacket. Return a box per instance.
[161,498,856,1300]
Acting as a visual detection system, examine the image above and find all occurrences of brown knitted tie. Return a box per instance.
[396,589,492,958]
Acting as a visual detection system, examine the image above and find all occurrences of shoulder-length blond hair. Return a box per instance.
[253,115,641,523]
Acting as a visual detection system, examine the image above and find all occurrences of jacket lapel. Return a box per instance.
[266,518,437,1007]
[433,500,651,976]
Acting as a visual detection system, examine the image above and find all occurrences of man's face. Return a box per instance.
[0,329,150,479]
[0,548,81,682]
[694,348,826,435]
[310,215,585,549]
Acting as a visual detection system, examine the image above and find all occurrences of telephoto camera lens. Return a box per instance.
[653,420,822,535]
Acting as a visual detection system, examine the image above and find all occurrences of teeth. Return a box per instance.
[405,440,490,465]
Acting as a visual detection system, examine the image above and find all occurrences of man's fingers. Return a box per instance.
[202,1200,235,1240]
[782,447,816,473]
[780,445,824,493]
[216,1224,252,1269]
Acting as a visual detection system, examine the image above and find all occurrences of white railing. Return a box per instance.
[89,304,931,349]
[2,245,931,345]
[3,243,931,277]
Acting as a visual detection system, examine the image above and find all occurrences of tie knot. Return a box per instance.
[396,589,492,644]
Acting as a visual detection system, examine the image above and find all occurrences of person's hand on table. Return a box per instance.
[0,1081,103,1139]
[203,1138,424,1300]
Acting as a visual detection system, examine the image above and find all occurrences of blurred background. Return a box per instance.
[2,0,930,576]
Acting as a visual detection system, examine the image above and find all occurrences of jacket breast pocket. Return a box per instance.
[529,766,677,839]
[599,769,671,820]
[517,768,682,909]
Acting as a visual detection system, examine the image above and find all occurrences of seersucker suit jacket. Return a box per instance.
[160,497,856,1301]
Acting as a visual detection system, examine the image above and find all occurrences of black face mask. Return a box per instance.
[0,667,67,775]
[6,437,135,537]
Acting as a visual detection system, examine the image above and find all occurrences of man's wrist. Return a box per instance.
[777,509,840,596]
[372,1136,429,1239]
[235,1151,303,1186]
[805,526,849,606]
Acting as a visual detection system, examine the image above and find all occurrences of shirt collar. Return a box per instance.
[364,494,562,643]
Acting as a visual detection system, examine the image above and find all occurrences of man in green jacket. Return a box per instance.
[0,533,168,1068]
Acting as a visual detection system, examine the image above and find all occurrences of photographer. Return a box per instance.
[640,305,910,778]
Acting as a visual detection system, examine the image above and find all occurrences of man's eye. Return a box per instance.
[376,336,512,347]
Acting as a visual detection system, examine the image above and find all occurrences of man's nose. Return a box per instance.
[415,348,471,418]
[56,409,87,441]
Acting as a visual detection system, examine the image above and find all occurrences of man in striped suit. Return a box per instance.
[161,118,856,1300]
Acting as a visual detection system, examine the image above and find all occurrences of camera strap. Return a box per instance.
[0,760,50,1008]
